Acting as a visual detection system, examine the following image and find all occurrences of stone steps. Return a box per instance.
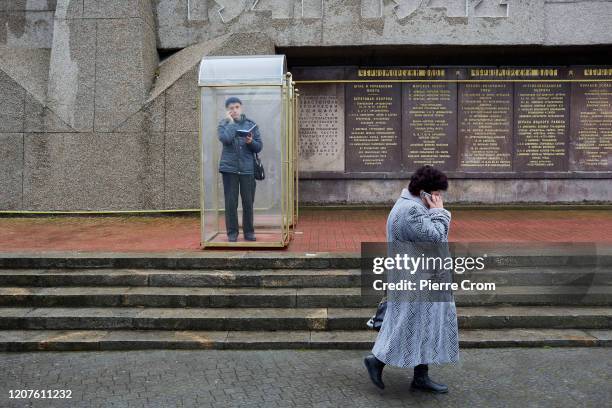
[1,306,610,331]
[0,255,610,350]
[0,328,609,351]
[0,266,609,287]
[0,285,610,307]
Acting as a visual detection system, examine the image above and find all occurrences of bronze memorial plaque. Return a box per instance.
[402,68,459,171]
[458,68,513,172]
[345,69,402,172]
[513,68,570,172]
[292,67,347,172]
[292,65,612,178]
[570,67,612,171]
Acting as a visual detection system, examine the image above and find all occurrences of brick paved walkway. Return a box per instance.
[1,208,611,253]
[1,348,610,407]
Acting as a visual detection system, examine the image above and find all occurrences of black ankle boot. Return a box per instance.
[364,354,385,389]
[411,364,448,394]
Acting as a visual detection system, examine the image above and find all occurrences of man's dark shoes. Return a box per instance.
[364,354,385,390]
[227,234,238,242]
[244,233,256,241]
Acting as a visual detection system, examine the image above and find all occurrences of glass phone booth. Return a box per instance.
[198,55,297,248]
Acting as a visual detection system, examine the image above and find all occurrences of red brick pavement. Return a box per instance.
[0,208,611,253]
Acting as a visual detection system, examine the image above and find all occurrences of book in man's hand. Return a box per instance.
[236,124,257,137]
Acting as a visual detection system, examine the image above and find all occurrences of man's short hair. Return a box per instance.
[225,97,243,107]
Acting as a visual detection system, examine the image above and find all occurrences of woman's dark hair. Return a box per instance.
[408,165,448,195]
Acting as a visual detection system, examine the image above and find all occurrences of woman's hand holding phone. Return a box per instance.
[421,190,444,209]
[426,193,444,209]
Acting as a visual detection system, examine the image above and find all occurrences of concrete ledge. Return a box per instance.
[1,306,611,330]
[1,266,609,288]
[0,268,362,287]
[299,179,612,205]
[1,247,611,269]
[0,329,609,351]
[2,286,612,308]
[0,252,362,269]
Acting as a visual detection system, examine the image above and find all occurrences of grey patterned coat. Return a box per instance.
[371,188,459,368]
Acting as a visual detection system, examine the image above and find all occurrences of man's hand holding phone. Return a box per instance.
[225,111,234,123]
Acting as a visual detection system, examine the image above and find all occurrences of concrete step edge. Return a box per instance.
[1,265,608,274]
[2,253,610,269]
[0,285,610,294]
[1,305,611,317]
[0,329,609,351]
[1,270,610,288]
[0,286,610,307]
[0,268,363,274]
[0,306,610,330]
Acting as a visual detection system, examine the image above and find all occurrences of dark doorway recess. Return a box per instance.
[278,44,612,68]
[158,48,181,63]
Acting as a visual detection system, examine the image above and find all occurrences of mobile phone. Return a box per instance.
[420,190,432,206]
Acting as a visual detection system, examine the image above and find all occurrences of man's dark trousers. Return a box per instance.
[221,172,256,239]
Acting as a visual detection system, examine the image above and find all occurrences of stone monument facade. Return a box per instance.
[0,0,611,210]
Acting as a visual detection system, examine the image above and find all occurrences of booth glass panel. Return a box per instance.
[200,86,286,246]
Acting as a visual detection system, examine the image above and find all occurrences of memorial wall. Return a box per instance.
[294,66,612,179]
[3,1,612,209]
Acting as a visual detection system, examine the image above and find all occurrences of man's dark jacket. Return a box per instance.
[217,114,263,174]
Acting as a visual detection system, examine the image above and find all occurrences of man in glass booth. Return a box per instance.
[217,97,263,242]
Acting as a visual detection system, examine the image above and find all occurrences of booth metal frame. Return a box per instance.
[198,55,298,248]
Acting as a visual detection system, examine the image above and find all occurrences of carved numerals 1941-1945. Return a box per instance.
[187,0,509,23]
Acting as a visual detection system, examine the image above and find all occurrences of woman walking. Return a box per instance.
[364,165,459,394]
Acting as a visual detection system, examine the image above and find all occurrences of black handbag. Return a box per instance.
[254,153,265,181]
[366,298,387,331]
